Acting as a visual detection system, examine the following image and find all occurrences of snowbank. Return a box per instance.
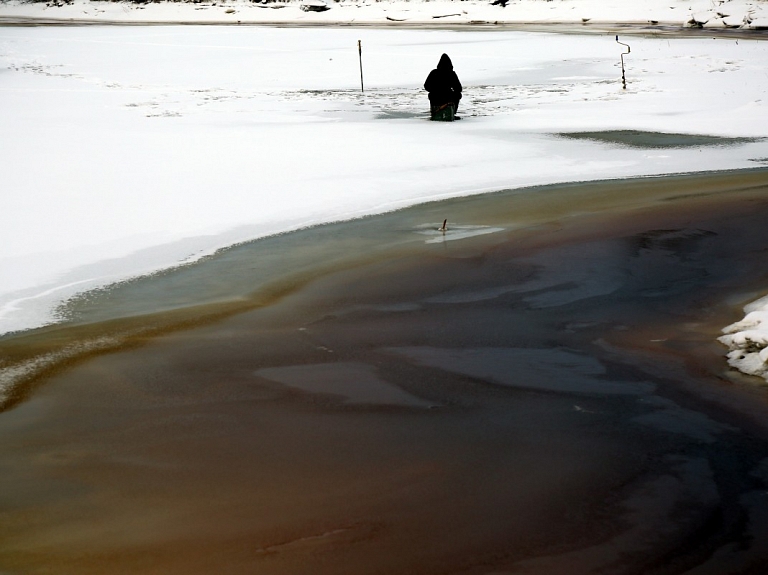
[720,296,768,381]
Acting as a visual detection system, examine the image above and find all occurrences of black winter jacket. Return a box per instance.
[424,54,462,105]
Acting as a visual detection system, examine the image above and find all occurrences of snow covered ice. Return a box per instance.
[1,2,768,379]
[1,0,767,29]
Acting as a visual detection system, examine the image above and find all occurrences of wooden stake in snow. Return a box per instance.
[358,40,364,93]
[616,35,630,90]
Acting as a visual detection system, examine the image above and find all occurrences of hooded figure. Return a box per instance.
[424,53,463,116]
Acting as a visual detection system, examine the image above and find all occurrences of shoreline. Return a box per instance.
[3,168,768,573]
[3,168,768,414]
[3,23,767,339]
[1,0,767,36]
[2,17,768,39]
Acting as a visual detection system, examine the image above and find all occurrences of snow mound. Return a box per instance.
[719,296,768,380]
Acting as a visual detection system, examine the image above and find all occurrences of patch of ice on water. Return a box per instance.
[385,346,655,395]
[255,362,434,407]
[415,223,505,244]
[633,396,734,442]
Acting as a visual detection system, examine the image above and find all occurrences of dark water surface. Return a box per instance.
[3,170,768,574]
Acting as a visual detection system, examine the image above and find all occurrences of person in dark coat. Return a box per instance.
[424,53,463,117]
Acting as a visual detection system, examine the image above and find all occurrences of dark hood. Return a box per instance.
[437,53,453,71]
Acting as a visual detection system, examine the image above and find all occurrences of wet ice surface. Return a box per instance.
[255,362,434,407]
[236,194,768,572]
[385,346,655,395]
[421,241,628,306]
[510,456,723,574]
[558,130,763,149]
[1,26,768,334]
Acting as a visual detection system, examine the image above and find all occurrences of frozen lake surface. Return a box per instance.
[1,25,767,336]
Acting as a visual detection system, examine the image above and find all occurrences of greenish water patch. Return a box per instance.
[558,130,761,149]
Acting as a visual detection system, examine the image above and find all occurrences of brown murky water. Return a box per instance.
[3,170,768,574]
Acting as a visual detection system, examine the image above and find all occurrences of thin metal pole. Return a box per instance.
[358,40,364,93]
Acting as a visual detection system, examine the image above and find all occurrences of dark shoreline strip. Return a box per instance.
[1,17,768,38]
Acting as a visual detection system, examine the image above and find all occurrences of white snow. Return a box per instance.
[720,296,768,381]
[1,3,768,388]
[1,0,767,29]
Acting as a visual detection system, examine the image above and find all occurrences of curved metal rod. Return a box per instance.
[616,35,631,89]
